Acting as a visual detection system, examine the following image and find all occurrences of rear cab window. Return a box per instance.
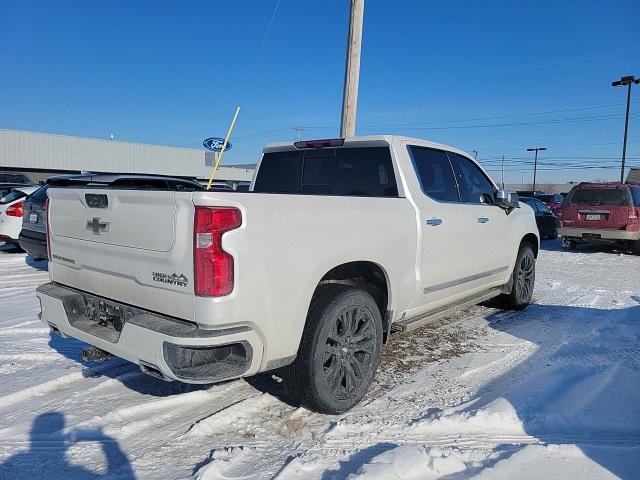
[253,147,398,197]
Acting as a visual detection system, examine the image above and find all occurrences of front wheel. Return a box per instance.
[281,284,383,414]
[499,244,536,310]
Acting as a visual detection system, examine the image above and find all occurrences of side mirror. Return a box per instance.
[495,189,519,210]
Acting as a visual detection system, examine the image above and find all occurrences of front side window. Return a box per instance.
[449,153,495,204]
[409,146,459,202]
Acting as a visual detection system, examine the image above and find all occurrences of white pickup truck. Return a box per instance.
[37,135,538,413]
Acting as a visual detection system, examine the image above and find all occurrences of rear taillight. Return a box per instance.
[627,207,640,232]
[193,207,242,297]
[5,200,25,217]
[45,199,51,261]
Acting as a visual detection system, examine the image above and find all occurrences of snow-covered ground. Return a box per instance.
[0,240,638,480]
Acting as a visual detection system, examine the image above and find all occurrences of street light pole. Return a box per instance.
[340,0,365,138]
[527,147,546,192]
[612,75,639,183]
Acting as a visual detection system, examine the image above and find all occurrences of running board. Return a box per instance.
[391,288,503,333]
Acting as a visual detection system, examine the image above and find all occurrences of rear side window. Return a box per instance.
[0,190,27,204]
[570,187,630,206]
[449,153,496,203]
[409,146,459,202]
[30,185,49,204]
[0,173,31,183]
[631,187,640,207]
[253,147,398,197]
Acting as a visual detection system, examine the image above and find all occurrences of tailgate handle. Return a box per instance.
[426,217,443,226]
[85,194,108,208]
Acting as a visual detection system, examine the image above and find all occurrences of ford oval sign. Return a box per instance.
[203,137,232,152]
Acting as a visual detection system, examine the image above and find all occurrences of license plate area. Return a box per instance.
[29,213,38,223]
[82,293,143,333]
[585,214,602,221]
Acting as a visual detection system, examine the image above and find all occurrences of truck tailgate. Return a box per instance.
[47,188,196,320]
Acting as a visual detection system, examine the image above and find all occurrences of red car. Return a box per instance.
[558,182,640,252]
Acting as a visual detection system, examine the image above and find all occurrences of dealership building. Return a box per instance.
[0,129,255,186]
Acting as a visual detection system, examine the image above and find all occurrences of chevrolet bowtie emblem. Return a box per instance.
[86,217,110,235]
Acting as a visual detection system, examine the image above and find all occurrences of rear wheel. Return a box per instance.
[281,284,383,414]
[500,244,536,310]
[562,238,578,250]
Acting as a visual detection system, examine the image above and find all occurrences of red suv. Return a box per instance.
[558,182,640,252]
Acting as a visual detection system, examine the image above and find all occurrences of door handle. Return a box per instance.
[426,217,443,226]
[477,217,490,224]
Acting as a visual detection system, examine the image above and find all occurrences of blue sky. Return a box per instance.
[1,0,639,184]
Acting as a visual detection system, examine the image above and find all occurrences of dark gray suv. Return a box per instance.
[19,184,49,260]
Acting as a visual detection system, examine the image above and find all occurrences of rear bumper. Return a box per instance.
[559,227,640,241]
[36,282,264,384]
[19,230,47,259]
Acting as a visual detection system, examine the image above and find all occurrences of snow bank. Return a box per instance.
[347,445,467,480]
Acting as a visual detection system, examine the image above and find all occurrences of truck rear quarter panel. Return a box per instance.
[193,191,418,365]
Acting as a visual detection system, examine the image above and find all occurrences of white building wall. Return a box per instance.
[0,129,254,181]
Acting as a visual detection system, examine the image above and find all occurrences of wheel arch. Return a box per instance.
[312,261,392,343]
[520,232,539,257]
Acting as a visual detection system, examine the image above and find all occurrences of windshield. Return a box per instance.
[570,187,630,206]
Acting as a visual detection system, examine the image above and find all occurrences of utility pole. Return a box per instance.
[294,127,304,141]
[501,155,505,189]
[612,75,639,183]
[340,0,365,138]
[473,150,479,161]
[527,147,546,192]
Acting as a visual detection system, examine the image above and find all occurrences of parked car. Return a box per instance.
[37,136,539,414]
[0,186,39,246]
[19,184,50,260]
[0,172,33,184]
[558,182,640,252]
[534,193,565,214]
[518,192,565,214]
[520,196,559,239]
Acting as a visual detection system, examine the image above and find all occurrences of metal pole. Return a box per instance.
[621,82,632,183]
[340,0,364,138]
[501,155,505,189]
[533,149,538,192]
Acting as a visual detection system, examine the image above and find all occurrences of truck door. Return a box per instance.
[447,152,512,285]
[406,145,482,306]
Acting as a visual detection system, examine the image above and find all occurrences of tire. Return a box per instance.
[499,244,536,310]
[281,284,383,414]
[562,237,577,250]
